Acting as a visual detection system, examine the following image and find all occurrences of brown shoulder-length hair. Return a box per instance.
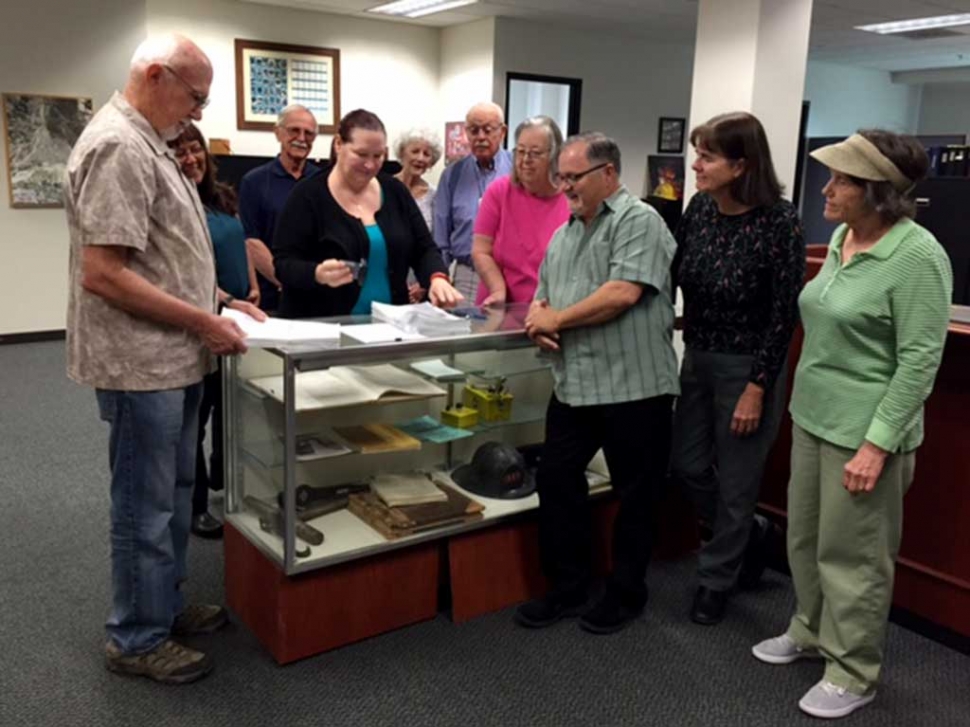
[168,123,237,216]
[689,111,783,207]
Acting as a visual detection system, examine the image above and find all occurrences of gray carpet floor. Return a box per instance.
[1,340,967,726]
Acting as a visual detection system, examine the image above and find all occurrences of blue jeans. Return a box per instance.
[96,383,202,655]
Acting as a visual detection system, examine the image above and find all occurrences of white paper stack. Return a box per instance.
[221,308,340,346]
[340,323,425,345]
[371,302,471,337]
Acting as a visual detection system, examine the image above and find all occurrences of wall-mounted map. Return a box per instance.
[2,93,92,208]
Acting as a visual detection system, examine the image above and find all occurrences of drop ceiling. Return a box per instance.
[240,0,970,72]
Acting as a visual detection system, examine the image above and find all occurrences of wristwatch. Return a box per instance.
[220,294,235,311]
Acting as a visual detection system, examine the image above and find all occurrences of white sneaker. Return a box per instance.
[799,679,875,719]
[751,633,822,664]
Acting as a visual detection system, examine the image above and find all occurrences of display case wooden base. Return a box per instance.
[448,499,620,623]
[225,523,441,664]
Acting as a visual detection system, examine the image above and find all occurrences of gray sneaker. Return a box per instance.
[751,633,822,664]
[172,604,229,636]
[105,639,213,684]
[799,679,875,719]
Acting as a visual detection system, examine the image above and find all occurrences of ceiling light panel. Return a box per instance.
[856,13,970,35]
[368,0,478,19]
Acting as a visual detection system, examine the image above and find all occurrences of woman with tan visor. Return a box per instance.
[751,130,952,719]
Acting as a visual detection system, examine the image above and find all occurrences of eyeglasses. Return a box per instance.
[164,65,210,110]
[465,124,502,137]
[282,125,317,140]
[557,162,610,186]
[514,148,548,160]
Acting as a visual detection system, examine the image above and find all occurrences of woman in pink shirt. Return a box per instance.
[472,116,570,306]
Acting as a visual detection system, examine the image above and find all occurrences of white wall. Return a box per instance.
[0,0,146,336]
[439,18,495,125]
[803,60,922,138]
[492,18,694,197]
[147,0,442,162]
[917,82,970,137]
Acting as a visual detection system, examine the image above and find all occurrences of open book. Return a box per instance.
[248,364,446,411]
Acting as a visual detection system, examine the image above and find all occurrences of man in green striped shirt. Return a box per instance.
[515,133,679,635]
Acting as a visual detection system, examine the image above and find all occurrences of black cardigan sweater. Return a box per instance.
[273,170,448,319]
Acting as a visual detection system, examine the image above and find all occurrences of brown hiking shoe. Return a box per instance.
[105,639,213,684]
[171,604,229,636]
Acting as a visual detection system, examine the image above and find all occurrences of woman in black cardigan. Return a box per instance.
[274,109,463,319]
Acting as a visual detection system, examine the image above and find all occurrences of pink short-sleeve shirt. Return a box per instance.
[473,176,570,304]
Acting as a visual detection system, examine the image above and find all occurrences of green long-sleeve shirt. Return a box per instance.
[790,218,952,453]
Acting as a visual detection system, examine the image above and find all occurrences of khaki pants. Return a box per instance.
[785,424,915,694]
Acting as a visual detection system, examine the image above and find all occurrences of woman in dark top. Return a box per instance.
[671,111,805,625]
[274,109,462,318]
[170,123,265,539]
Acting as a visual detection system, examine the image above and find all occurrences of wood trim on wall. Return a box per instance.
[0,329,65,345]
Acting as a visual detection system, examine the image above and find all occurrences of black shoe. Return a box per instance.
[191,512,224,539]
[690,586,729,625]
[579,589,645,635]
[738,514,774,589]
[514,592,586,628]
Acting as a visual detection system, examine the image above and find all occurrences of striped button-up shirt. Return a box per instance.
[535,186,680,406]
[791,218,952,452]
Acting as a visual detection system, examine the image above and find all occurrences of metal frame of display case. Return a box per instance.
[223,304,555,576]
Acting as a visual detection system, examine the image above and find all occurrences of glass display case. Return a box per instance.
[223,304,558,576]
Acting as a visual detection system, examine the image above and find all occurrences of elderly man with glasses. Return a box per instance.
[238,104,322,313]
[433,102,513,299]
[516,132,680,635]
[64,33,247,684]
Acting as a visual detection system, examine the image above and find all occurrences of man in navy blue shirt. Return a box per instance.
[433,102,513,300]
[239,104,322,313]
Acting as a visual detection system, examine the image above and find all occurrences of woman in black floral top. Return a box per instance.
[671,112,804,626]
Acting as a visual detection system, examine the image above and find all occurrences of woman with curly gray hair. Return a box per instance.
[394,128,442,231]
[752,129,952,719]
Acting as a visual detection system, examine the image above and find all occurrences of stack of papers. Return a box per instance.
[371,302,471,337]
[221,308,340,346]
[370,473,449,507]
[340,323,425,345]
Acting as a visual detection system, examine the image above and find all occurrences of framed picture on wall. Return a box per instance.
[444,121,470,165]
[657,116,686,154]
[2,92,93,208]
[235,39,341,134]
[647,154,685,201]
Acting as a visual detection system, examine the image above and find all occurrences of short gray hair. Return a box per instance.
[394,128,443,167]
[130,35,181,70]
[564,132,622,176]
[510,116,563,187]
[276,104,317,129]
